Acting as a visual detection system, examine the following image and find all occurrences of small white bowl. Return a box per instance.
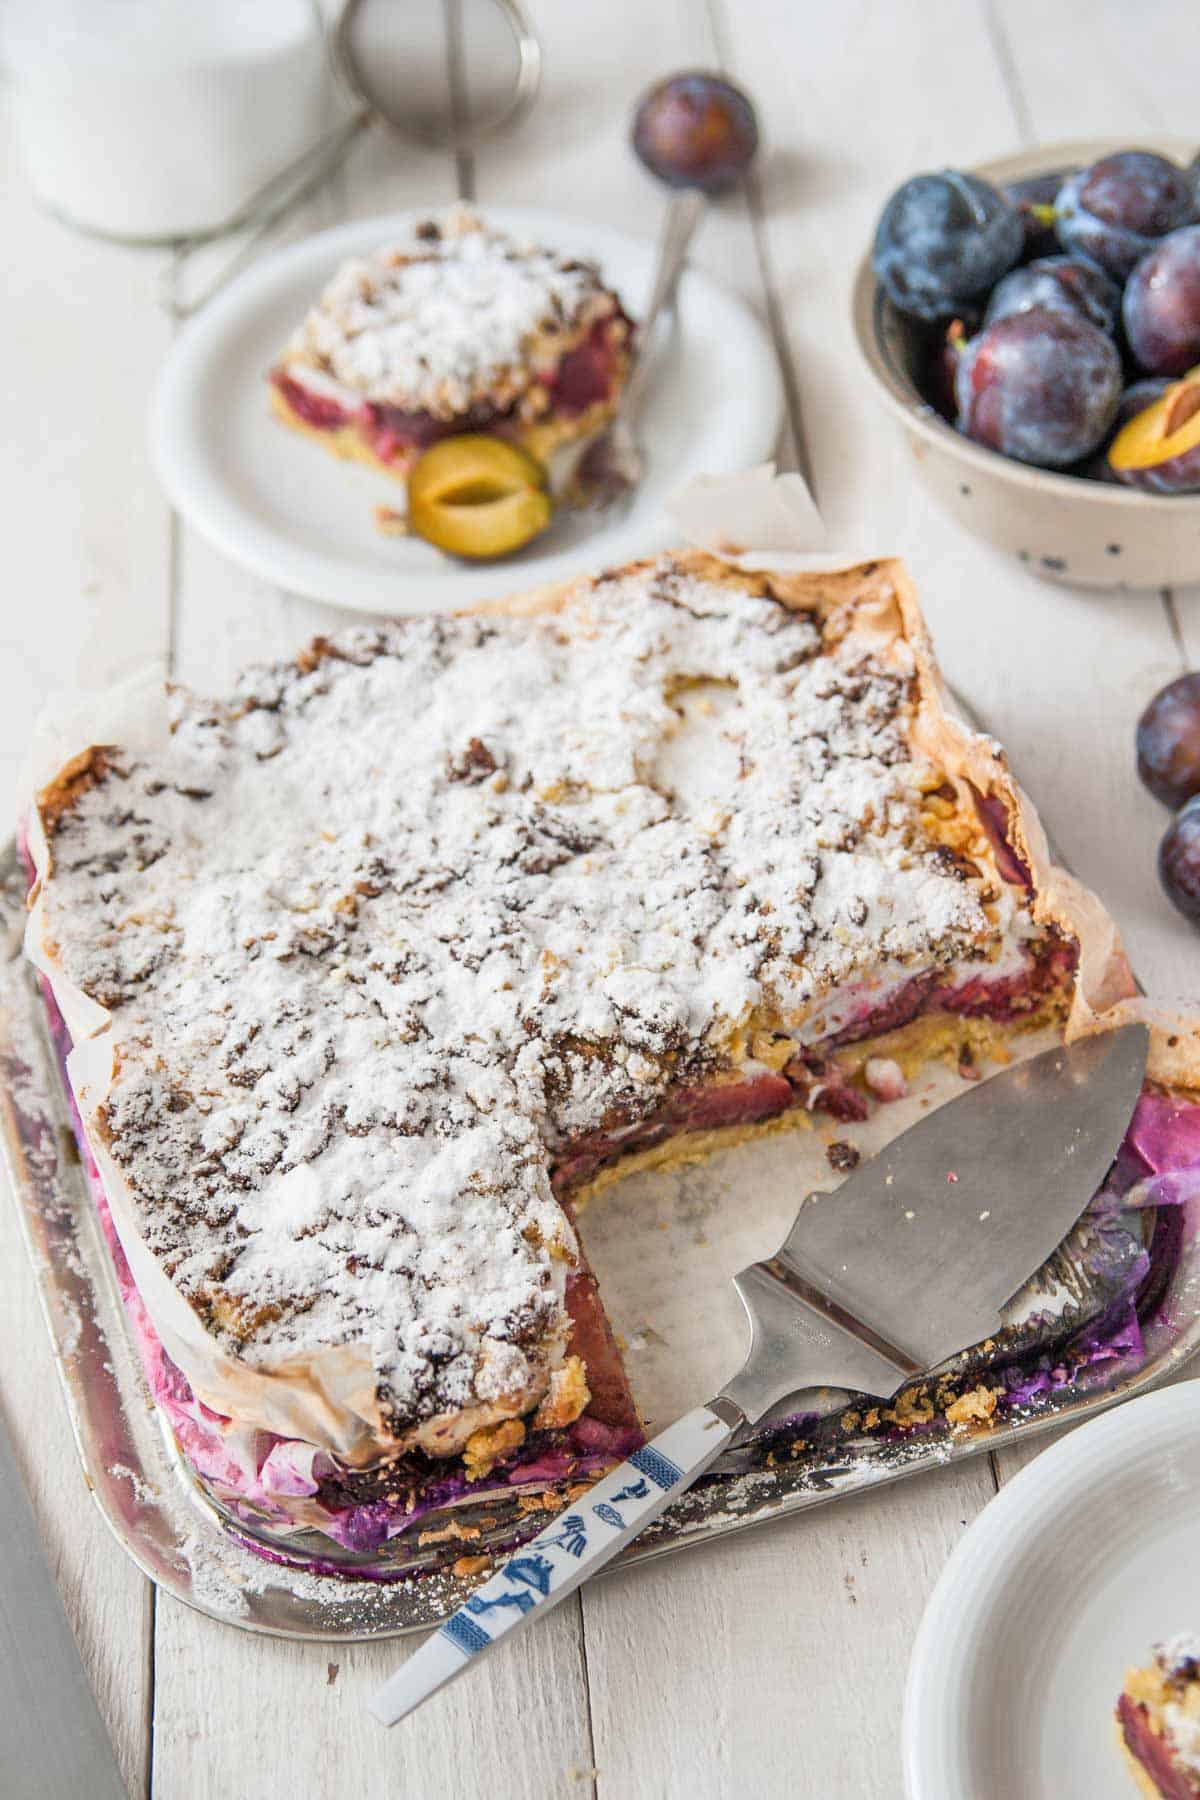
[853,137,1200,591]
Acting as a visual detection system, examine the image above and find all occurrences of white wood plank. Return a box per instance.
[152,1597,596,1800]
[584,1460,996,1800]
[0,93,170,1798]
[0,108,173,822]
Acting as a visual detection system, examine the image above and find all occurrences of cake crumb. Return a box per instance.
[451,1554,492,1578]
[945,1385,999,1429]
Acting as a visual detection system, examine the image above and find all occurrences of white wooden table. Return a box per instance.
[3,4,1199,1795]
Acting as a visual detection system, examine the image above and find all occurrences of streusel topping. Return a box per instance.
[39,558,1004,1433]
[281,207,620,417]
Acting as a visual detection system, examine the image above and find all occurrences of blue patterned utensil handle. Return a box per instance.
[368,1399,741,1726]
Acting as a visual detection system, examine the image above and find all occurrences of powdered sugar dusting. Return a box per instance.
[280,206,620,416]
[37,556,1013,1445]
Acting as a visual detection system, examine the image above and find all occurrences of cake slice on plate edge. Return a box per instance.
[1119,1635,1200,1797]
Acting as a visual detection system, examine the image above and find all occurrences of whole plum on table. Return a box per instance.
[1055,150,1196,280]
[984,255,1121,336]
[1159,795,1200,924]
[954,307,1122,467]
[1137,673,1200,810]
[1108,366,1200,493]
[631,72,759,192]
[1124,225,1200,375]
[872,170,1023,321]
[1002,170,1070,260]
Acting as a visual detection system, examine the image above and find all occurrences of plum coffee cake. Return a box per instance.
[1119,1636,1200,1796]
[23,553,1197,1562]
[269,206,633,489]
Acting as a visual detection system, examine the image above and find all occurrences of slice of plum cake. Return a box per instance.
[269,206,632,493]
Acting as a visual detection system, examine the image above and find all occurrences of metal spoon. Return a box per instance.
[562,73,761,511]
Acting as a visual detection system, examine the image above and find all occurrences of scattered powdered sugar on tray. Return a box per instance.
[174,1524,455,1628]
[35,554,1019,1445]
[280,206,619,415]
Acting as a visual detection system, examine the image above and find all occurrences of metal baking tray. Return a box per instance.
[4,840,1199,1641]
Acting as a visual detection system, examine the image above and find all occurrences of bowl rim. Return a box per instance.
[852,134,1200,514]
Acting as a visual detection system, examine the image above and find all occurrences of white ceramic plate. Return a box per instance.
[150,207,783,613]
[903,1379,1200,1799]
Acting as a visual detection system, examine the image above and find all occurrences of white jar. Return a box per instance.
[3,0,332,243]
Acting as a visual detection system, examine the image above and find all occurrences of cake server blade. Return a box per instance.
[370,1023,1148,1728]
[761,1021,1153,1381]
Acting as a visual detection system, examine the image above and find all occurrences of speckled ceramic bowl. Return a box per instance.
[853,137,1200,590]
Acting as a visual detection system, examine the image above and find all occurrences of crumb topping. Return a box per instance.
[280,206,621,417]
[37,556,1014,1436]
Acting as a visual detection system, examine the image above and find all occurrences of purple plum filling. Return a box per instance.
[270,317,627,469]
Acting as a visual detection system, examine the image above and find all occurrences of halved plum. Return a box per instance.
[407,436,552,559]
[1108,364,1200,493]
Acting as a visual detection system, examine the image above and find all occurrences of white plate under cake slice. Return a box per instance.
[24,553,1200,1558]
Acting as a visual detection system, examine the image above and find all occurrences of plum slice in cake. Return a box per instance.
[1119,1636,1200,1797]
[269,206,632,493]
[25,553,1189,1559]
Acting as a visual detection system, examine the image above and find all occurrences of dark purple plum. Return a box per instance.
[872,170,1023,321]
[1055,151,1196,280]
[1084,378,1170,481]
[1137,673,1200,809]
[1002,170,1070,259]
[984,255,1121,335]
[1123,224,1200,375]
[631,73,759,192]
[1114,378,1173,424]
[955,307,1122,468]
[1158,795,1200,924]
